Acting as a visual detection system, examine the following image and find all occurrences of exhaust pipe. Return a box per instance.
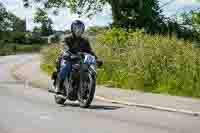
[48,88,67,99]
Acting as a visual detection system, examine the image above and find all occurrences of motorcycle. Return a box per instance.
[49,51,102,108]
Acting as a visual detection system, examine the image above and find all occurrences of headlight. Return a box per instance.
[84,54,96,65]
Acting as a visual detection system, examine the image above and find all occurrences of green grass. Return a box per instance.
[40,44,61,76]
[40,28,200,98]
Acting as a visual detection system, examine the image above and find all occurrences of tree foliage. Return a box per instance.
[179,9,200,41]
[34,8,53,36]
[109,0,163,30]
[0,2,26,32]
[192,11,200,28]
[0,2,12,31]
[23,0,163,31]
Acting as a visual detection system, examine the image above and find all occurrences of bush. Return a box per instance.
[0,31,26,43]
[94,28,200,97]
[12,32,26,44]
[0,31,48,44]
[28,37,47,44]
[87,26,108,34]
[40,28,200,98]
[40,44,61,74]
[0,43,47,56]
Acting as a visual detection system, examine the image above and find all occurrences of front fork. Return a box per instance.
[79,64,88,97]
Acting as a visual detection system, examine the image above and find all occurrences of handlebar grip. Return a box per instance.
[97,60,103,67]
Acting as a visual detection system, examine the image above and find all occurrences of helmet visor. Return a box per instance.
[72,24,84,37]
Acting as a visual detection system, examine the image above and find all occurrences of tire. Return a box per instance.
[78,73,96,108]
[54,95,66,105]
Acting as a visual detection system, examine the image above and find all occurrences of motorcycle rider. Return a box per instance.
[50,20,99,95]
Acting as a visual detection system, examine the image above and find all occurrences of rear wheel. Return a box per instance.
[78,73,96,108]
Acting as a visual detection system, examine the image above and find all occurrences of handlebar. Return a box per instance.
[63,51,83,60]
[63,51,103,67]
[96,60,103,67]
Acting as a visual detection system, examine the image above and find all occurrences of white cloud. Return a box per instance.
[161,0,200,16]
[176,0,199,5]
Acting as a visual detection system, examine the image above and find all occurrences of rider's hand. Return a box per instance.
[97,59,103,67]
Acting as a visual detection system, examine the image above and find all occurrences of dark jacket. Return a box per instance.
[56,35,96,70]
[64,35,96,56]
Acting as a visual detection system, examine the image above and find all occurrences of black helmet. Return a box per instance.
[71,20,85,37]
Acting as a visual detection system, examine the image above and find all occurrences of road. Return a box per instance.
[0,54,200,133]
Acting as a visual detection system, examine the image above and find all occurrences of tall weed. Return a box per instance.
[40,29,200,98]
[94,28,200,97]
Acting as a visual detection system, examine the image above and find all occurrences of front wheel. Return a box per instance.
[78,73,96,108]
[54,95,66,105]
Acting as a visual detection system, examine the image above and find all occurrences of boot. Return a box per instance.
[49,71,58,92]
[55,76,63,95]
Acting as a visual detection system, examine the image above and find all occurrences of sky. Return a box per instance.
[1,0,200,31]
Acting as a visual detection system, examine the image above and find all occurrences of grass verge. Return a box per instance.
[40,28,200,98]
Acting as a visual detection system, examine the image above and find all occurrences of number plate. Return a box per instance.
[84,55,96,64]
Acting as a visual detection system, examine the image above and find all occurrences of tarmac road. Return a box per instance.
[0,54,200,133]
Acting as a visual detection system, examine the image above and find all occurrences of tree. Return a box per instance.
[0,2,26,32]
[8,13,26,32]
[178,9,200,41]
[34,8,53,36]
[0,2,12,31]
[33,26,41,33]
[23,0,163,31]
[192,11,200,30]
[191,11,200,41]
[109,0,163,30]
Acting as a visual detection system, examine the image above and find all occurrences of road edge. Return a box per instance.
[11,60,200,117]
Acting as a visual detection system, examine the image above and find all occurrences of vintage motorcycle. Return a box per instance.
[49,51,102,108]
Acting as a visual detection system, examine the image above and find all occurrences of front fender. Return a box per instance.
[89,65,97,77]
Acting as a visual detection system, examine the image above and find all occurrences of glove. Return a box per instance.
[97,59,103,67]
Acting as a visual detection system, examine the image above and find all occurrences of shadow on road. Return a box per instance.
[89,105,122,110]
[61,103,122,111]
